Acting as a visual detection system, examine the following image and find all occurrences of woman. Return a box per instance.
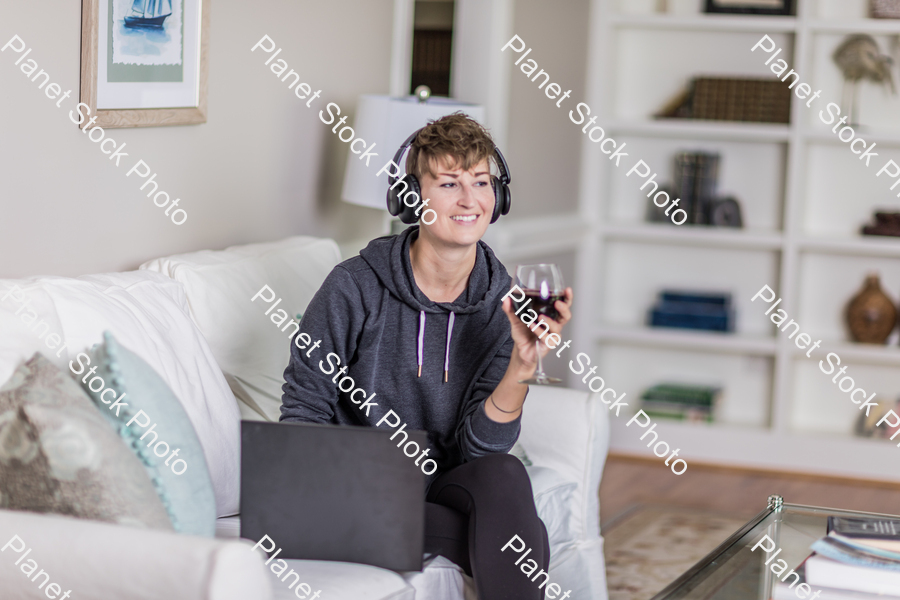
[281,113,573,599]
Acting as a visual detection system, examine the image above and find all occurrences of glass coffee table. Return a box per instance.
[651,495,900,599]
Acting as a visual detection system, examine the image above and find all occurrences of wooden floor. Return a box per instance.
[599,454,900,528]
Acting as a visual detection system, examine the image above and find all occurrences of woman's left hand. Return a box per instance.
[501,287,573,371]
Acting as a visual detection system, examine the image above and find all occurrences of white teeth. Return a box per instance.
[451,215,477,222]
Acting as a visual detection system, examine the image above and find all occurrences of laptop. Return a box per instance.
[240,420,427,571]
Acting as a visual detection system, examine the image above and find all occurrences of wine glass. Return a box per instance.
[514,264,565,385]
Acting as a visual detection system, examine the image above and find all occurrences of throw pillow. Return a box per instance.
[76,332,217,537]
[140,237,341,424]
[0,354,173,530]
[34,270,241,517]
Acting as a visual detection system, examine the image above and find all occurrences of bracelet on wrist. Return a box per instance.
[489,394,522,415]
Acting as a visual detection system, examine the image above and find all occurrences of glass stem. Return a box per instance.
[534,339,544,378]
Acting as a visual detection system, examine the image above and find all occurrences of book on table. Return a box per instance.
[793,515,900,597]
[828,516,900,553]
[772,561,898,600]
[805,554,900,596]
[813,532,900,567]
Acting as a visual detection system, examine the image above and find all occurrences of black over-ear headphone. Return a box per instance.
[386,128,512,225]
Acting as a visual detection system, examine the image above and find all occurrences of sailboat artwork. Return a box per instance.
[112,0,183,66]
[124,0,173,29]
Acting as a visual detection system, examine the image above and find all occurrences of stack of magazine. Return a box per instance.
[639,383,719,423]
[647,290,735,333]
[774,516,900,599]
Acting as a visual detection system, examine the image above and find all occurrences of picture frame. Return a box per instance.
[704,0,793,15]
[80,0,210,128]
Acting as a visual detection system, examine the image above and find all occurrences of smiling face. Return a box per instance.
[417,155,495,249]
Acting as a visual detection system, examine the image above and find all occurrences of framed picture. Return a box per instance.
[704,0,793,15]
[80,0,210,128]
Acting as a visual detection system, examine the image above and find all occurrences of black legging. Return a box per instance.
[425,453,551,600]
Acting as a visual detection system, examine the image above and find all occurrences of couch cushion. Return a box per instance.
[516,386,611,600]
[0,354,173,531]
[0,509,272,600]
[76,333,217,536]
[217,517,415,600]
[267,560,414,600]
[0,274,241,517]
[518,386,610,543]
[141,237,341,422]
[402,555,475,600]
[0,286,66,385]
[526,465,578,552]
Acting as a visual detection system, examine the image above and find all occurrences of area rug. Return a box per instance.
[603,505,747,600]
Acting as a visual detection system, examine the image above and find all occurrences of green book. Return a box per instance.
[641,383,720,407]
[643,407,714,423]
[642,400,713,414]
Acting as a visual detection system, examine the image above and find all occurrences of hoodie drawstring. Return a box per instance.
[416,310,456,383]
[444,312,455,383]
[417,311,425,377]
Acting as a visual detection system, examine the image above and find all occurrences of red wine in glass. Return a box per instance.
[514,290,564,322]
[515,264,565,385]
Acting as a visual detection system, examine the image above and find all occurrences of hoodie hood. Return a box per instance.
[358,225,511,315]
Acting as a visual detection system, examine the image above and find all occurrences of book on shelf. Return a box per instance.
[645,152,720,225]
[641,383,719,406]
[644,151,743,228]
[642,405,713,423]
[640,383,720,422]
[674,152,698,224]
[659,291,729,308]
[648,290,735,332]
[674,151,720,226]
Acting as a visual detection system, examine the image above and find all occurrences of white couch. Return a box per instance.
[0,236,609,600]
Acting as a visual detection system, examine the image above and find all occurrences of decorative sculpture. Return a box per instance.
[833,34,896,125]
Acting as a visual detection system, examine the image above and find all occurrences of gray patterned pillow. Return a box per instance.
[0,353,173,530]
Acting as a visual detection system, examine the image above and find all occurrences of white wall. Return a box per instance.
[0,0,394,278]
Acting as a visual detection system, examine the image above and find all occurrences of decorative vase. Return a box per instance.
[845,274,897,344]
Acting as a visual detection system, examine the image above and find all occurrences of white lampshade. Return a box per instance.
[341,94,486,210]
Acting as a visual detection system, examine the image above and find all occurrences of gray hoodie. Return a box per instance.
[280,226,522,480]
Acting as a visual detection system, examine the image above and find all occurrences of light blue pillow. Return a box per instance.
[74,331,216,537]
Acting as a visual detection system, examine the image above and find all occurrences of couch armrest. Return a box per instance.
[0,510,272,600]
[518,387,610,541]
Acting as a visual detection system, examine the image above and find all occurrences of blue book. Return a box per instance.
[649,290,735,332]
[811,536,900,572]
[659,291,732,307]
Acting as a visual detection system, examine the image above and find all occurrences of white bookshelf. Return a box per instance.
[493,0,900,482]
